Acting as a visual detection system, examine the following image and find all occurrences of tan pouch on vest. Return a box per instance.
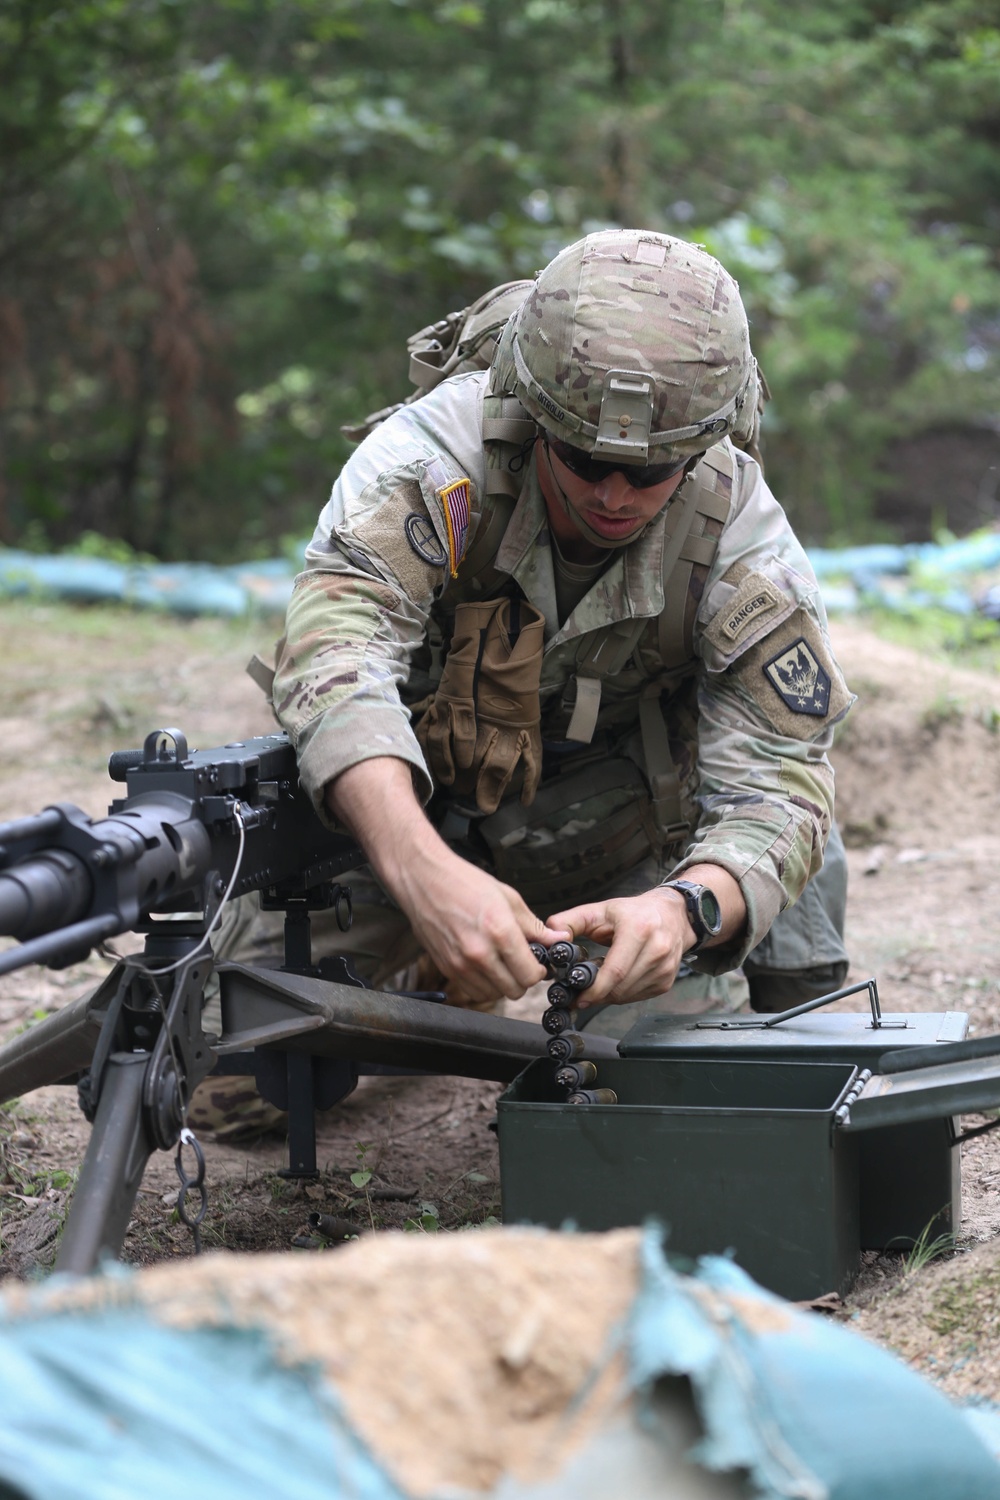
[415,596,545,815]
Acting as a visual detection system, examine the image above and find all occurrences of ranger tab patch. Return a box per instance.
[438,478,471,578]
[763,638,831,716]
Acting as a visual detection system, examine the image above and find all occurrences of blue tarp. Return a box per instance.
[0,551,295,619]
[4,529,1000,619]
[0,1232,998,1500]
[632,1241,1000,1500]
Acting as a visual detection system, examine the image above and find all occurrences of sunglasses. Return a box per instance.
[544,437,691,490]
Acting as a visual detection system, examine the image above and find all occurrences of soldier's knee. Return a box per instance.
[745,959,849,1015]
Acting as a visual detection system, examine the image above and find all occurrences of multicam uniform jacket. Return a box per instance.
[273,370,853,974]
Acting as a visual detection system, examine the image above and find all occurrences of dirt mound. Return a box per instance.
[5,1229,642,1497]
[829,619,1000,850]
[827,620,1000,1074]
[854,1236,1000,1405]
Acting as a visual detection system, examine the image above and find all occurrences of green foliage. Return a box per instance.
[900,1214,957,1275]
[352,1141,376,1229]
[0,0,998,556]
[403,1205,440,1233]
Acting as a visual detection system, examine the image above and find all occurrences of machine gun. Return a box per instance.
[0,728,615,1275]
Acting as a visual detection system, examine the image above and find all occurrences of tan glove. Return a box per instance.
[416,596,545,814]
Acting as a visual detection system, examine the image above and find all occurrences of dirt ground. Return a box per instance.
[3,598,1000,1399]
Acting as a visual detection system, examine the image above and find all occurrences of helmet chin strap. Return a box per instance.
[541,441,648,551]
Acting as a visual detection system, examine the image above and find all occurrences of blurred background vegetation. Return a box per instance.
[1,0,998,561]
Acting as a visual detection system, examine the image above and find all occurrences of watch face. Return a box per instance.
[698,886,723,935]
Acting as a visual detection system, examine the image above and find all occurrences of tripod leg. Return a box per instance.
[55,1052,155,1276]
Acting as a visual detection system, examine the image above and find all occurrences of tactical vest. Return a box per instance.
[447,415,736,872]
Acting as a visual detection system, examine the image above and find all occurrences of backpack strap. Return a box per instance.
[456,489,518,592]
[638,686,691,844]
[656,442,735,670]
[629,441,735,837]
[482,391,536,498]
[455,384,537,591]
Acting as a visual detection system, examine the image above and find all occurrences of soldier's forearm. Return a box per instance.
[325,758,563,1002]
[324,757,446,897]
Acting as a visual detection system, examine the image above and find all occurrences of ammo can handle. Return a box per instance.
[763,977,885,1029]
[699,977,891,1031]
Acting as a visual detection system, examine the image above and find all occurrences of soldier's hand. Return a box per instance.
[545,891,694,1005]
[400,859,570,1007]
[326,755,571,1005]
[548,867,744,1006]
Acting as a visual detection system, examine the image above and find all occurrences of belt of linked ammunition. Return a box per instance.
[530,941,618,1107]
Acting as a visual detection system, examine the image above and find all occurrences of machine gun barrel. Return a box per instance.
[0,848,94,941]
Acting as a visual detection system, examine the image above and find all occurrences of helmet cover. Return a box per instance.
[492,229,756,463]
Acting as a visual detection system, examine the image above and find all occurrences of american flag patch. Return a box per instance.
[438,478,471,578]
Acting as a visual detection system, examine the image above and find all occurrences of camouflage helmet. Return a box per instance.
[492,229,757,465]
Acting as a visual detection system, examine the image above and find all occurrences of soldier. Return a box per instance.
[225,229,852,1045]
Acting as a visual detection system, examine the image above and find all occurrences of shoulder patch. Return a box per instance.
[703,569,788,657]
[730,607,855,739]
[762,638,830,716]
[353,479,445,600]
[404,512,447,567]
[438,478,472,578]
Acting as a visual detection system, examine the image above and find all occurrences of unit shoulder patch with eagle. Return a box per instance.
[762,638,831,717]
[728,607,854,738]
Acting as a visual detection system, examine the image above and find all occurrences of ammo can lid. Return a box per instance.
[618,1010,968,1062]
[842,1036,1000,1133]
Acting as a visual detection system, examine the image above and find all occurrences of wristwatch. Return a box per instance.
[658,879,723,954]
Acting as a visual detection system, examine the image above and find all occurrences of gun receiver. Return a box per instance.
[0,726,616,1274]
[0,727,360,976]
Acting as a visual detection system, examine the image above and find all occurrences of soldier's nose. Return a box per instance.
[592,472,636,509]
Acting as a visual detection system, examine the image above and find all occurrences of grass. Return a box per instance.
[0,1105,77,1268]
[901,1218,957,1276]
[859,604,1000,675]
[919,691,966,734]
[924,1261,1000,1351]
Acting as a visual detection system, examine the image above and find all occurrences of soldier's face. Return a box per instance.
[543,442,687,545]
